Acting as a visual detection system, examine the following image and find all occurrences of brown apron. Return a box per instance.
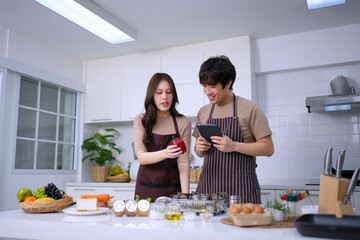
[196,94,261,204]
[134,115,181,202]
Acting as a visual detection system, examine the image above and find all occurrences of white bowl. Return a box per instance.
[200,212,213,222]
[183,212,196,221]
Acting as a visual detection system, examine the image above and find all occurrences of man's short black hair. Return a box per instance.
[199,55,236,90]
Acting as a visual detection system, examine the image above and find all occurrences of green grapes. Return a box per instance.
[33,188,47,199]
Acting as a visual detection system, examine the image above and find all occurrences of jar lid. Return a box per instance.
[125,200,138,212]
[286,193,298,202]
[138,199,150,212]
[113,200,125,212]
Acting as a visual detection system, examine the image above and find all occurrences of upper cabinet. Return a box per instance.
[83,36,254,123]
[203,36,254,101]
[84,58,122,123]
[121,52,161,121]
[161,45,205,117]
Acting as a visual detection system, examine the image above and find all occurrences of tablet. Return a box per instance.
[196,124,222,146]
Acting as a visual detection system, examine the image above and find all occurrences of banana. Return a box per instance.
[34,197,55,202]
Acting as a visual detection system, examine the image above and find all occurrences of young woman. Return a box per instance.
[133,73,191,201]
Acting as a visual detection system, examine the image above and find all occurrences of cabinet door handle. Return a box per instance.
[91,118,112,122]
[73,188,96,191]
[113,188,135,191]
[308,192,320,196]
[261,191,273,195]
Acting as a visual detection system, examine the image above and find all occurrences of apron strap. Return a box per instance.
[172,115,180,135]
[208,93,237,120]
[232,93,237,118]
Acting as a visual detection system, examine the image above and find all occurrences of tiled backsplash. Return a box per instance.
[256,63,360,182]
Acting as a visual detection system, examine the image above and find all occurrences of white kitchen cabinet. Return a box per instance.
[161,45,206,117]
[84,58,122,123]
[203,36,252,79]
[260,189,276,204]
[161,45,203,84]
[66,184,135,201]
[203,36,254,101]
[120,52,161,121]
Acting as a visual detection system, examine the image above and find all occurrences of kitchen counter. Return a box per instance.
[66,182,324,191]
[0,209,331,240]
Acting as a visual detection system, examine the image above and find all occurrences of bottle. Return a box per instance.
[286,194,301,220]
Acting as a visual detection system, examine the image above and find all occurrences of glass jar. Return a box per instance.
[196,166,203,182]
[190,166,198,183]
[149,202,166,220]
[164,202,182,221]
[286,194,301,219]
[229,195,241,205]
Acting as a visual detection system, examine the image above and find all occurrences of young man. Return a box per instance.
[193,55,274,204]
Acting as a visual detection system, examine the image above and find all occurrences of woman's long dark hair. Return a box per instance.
[142,73,183,148]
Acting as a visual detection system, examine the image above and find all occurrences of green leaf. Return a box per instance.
[81,129,121,166]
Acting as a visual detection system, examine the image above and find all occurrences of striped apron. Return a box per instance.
[196,94,261,204]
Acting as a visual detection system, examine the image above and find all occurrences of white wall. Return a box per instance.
[254,23,360,73]
[0,26,84,211]
[254,24,360,185]
[256,63,360,184]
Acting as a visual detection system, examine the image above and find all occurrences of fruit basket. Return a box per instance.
[18,197,73,213]
[107,176,130,182]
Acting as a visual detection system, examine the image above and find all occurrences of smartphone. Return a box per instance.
[196,124,222,147]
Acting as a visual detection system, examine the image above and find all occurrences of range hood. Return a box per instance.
[306,93,360,113]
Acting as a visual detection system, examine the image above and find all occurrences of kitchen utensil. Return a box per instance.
[335,149,346,178]
[343,168,359,205]
[329,75,354,95]
[295,214,360,240]
[172,192,229,215]
[323,147,333,175]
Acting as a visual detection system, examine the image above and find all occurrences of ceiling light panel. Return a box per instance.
[34,0,136,44]
[306,0,346,10]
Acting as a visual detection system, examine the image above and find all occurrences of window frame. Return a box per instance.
[11,74,81,174]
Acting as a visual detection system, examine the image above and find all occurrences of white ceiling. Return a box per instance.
[0,0,360,60]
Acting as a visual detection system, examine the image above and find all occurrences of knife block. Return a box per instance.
[318,174,350,214]
[334,200,354,218]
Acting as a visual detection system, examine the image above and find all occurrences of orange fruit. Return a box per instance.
[24,196,37,202]
[228,205,241,214]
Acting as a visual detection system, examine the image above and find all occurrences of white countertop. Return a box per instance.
[0,208,332,240]
[66,182,323,191]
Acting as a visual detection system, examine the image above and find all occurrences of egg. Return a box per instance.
[244,203,254,211]
[254,205,264,214]
[228,205,241,214]
[242,205,252,214]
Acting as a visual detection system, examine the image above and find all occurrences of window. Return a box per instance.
[14,76,77,171]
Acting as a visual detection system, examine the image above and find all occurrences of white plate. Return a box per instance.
[63,207,110,216]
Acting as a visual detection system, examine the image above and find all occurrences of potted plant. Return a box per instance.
[264,199,289,222]
[81,128,121,182]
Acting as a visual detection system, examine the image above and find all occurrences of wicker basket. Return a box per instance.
[92,166,111,182]
[229,213,273,227]
[18,197,73,213]
[107,176,130,182]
